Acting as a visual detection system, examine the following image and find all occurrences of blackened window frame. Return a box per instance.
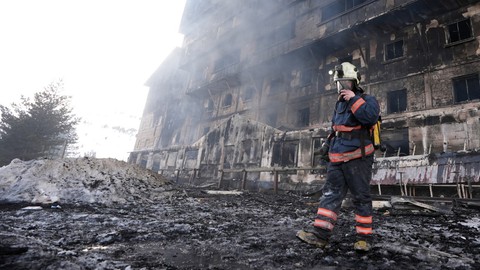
[387,89,407,114]
[385,39,404,61]
[257,22,295,50]
[446,18,473,45]
[266,112,277,127]
[243,86,254,102]
[297,107,310,127]
[321,0,371,22]
[299,68,313,87]
[271,140,299,169]
[452,73,480,103]
[223,93,233,107]
[382,127,409,157]
[269,77,284,96]
[214,51,240,73]
[206,99,214,112]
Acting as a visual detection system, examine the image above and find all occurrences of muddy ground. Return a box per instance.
[1,185,479,270]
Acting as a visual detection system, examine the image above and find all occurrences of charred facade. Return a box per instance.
[130,0,480,194]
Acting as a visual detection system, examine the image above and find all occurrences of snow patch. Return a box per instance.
[459,217,480,231]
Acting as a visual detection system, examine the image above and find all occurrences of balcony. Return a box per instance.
[186,63,242,96]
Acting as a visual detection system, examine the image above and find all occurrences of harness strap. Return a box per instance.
[335,130,369,140]
[360,130,366,159]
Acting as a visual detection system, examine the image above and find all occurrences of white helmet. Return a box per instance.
[329,62,361,85]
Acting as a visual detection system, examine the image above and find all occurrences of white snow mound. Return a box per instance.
[0,157,169,205]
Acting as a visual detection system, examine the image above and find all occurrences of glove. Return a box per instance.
[318,142,330,162]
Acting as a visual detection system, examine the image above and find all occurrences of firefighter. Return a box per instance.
[297,62,380,252]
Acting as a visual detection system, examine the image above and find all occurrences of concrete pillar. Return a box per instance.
[146,152,154,170]
[424,73,433,109]
[135,153,142,165]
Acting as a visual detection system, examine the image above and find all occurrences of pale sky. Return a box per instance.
[0,0,186,160]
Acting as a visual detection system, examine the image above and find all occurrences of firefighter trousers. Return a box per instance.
[313,155,374,241]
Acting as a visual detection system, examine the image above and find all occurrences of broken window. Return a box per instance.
[258,22,295,49]
[174,133,181,144]
[223,145,234,169]
[269,77,283,95]
[206,99,214,112]
[300,69,313,86]
[271,141,298,168]
[382,127,409,157]
[223,93,233,107]
[385,40,404,61]
[297,107,310,127]
[185,150,198,160]
[447,19,472,44]
[387,89,407,113]
[453,74,480,103]
[139,155,148,168]
[322,0,367,22]
[243,87,254,102]
[241,139,252,163]
[214,51,239,72]
[151,161,160,172]
[266,113,277,127]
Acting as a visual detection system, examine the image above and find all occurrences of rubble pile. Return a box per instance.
[0,158,479,269]
[0,157,169,206]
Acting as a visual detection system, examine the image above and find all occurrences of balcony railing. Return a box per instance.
[186,63,241,95]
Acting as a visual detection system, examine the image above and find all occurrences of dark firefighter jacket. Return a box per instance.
[328,93,380,163]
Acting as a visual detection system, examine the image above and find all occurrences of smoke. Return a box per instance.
[143,1,354,150]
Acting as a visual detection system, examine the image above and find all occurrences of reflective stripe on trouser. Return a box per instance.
[314,156,374,240]
[317,208,337,221]
[355,214,373,236]
[314,219,334,231]
[313,207,337,233]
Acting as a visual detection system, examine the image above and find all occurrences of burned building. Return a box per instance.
[130,0,480,195]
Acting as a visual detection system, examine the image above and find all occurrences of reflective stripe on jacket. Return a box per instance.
[328,93,380,163]
[329,143,375,163]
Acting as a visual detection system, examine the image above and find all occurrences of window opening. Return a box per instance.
[269,77,283,95]
[185,150,198,160]
[206,99,214,112]
[271,141,298,168]
[298,107,310,126]
[244,87,254,101]
[448,19,472,44]
[453,74,480,103]
[385,40,404,61]
[322,0,367,22]
[214,51,239,72]
[223,94,233,107]
[258,22,295,49]
[387,89,407,113]
[300,69,313,86]
[266,113,277,127]
[382,127,409,157]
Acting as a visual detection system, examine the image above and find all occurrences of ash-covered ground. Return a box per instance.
[0,158,479,270]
